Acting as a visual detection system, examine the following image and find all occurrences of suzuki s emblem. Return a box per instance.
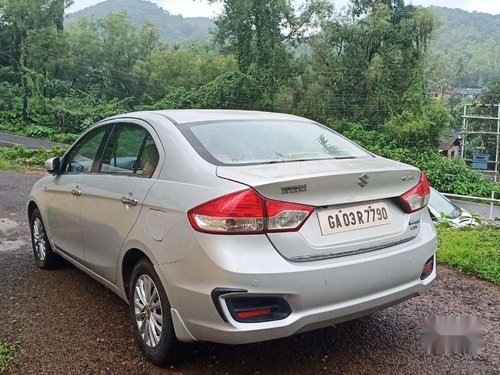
[358,173,370,188]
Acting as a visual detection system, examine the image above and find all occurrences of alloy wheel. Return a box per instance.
[134,274,163,348]
[32,217,47,261]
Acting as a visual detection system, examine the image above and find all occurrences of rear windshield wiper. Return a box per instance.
[260,156,356,164]
[451,206,462,219]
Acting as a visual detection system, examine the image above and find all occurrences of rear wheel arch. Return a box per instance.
[27,201,39,219]
[122,248,151,296]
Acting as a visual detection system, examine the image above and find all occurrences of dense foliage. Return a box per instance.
[0,0,445,131]
[67,1,500,90]
[340,123,500,197]
[66,0,214,43]
[428,7,500,89]
[0,0,498,197]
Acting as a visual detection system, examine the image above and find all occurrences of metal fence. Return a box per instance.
[443,192,499,220]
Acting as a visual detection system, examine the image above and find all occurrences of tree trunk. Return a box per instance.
[20,29,29,125]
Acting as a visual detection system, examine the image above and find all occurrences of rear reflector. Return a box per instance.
[226,296,291,323]
[400,173,431,213]
[188,189,314,234]
[236,308,272,320]
[420,256,434,280]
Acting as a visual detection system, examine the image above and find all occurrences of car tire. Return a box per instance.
[29,208,59,269]
[129,259,181,365]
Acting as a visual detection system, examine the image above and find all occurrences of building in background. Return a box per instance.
[439,135,461,159]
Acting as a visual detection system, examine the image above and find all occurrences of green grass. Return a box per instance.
[0,158,19,171]
[437,226,500,284]
[0,343,18,374]
[0,146,66,171]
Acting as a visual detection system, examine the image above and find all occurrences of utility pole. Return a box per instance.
[461,104,467,159]
[461,103,500,183]
[495,103,500,183]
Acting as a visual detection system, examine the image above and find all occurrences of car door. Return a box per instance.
[43,125,111,261]
[79,121,162,283]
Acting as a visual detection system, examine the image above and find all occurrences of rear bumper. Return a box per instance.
[157,219,437,344]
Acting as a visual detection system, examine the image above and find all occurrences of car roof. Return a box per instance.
[108,109,307,126]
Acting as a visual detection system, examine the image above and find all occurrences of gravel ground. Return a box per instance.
[0,171,499,375]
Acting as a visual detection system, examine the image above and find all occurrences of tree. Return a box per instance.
[384,100,451,148]
[195,71,260,109]
[0,0,73,123]
[213,0,331,107]
[482,78,500,104]
[454,55,469,89]
[304,0,437,125]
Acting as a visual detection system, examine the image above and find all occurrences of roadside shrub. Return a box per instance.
[195,71,261,110]
[51,133,79,144]
[25,125,57,139]
[383,101,452,149]
[0,145,67,168]
[339,123,497,198]
[144,87,196,110]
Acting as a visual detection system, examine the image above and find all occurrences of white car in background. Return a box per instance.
[427,187,478,227]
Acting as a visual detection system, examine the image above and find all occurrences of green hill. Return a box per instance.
[65,0,214,43]
[428,6,500,87]
[65,1,500,86]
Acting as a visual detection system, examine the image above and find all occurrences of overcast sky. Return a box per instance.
[67,0,500,18]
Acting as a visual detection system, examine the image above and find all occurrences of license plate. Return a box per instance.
[317,202,390,235]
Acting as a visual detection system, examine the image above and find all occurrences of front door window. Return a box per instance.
[64,126,108,173]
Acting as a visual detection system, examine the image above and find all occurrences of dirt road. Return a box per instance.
[0,171,498,374]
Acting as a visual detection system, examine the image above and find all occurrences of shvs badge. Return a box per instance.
[422,316,484,354]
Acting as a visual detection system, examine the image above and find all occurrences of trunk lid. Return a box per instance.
[217,157,420,206]
[217,157,424,260]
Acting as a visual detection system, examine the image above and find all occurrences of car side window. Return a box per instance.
[64,126,108,174]
[100,123,159,178]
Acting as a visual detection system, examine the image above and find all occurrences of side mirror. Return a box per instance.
[45,157,61,174]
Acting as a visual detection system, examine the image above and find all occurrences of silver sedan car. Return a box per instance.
[28,110,437,364]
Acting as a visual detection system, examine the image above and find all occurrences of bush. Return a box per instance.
[195,71,261,110]
[25,125,56,139]
[340,123,497,198]
[51,133,79,144]
[383,101,451,149]
[144,87,196,110]
[0,145,67,169]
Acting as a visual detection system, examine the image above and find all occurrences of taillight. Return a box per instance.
[400,173,431,213]
[188,189,314,234]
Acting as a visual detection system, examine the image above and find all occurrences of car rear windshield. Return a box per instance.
[429,187,461,219]
[181,120,369,166]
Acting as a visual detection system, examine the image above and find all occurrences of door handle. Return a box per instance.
[71,186,82,196]
[121,194,138,206]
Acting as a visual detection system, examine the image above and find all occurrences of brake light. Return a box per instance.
[400,173,431,213]
[188,189,314,234]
